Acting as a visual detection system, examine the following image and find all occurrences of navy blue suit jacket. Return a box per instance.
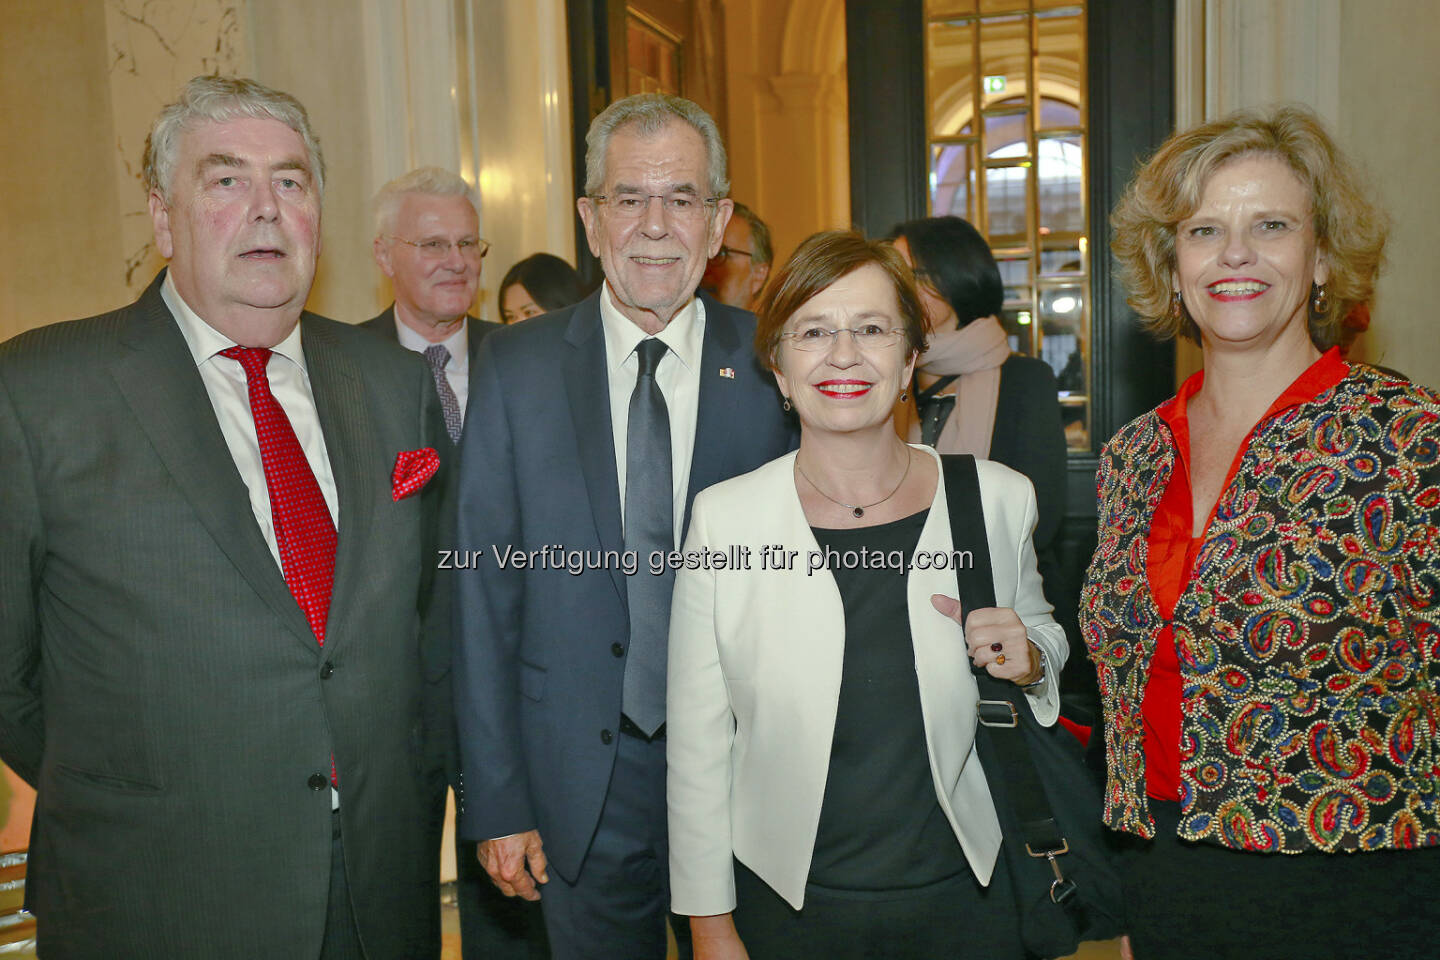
[451,289,794,881]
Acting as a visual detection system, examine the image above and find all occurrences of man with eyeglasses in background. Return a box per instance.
[700,200,773,311]
[451,93,794,958]
[365,168,545,959]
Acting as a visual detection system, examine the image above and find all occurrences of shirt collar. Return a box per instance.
[394,308,469,362]
[161,271,308,372]
[598,281,703,374]
[1158,346,1349,432]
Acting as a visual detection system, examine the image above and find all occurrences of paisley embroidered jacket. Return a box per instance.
[1081,362,1440,853]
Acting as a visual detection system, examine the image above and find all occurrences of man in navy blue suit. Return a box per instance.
[451,93,794,959]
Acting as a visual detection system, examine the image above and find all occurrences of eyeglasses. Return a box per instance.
[591,193,719,221]
[712,245,753,262]
[388,235,491,260]
[779,323,907,352]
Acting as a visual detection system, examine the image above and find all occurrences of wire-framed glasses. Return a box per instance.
[591,193,720,221]
[388,236,491,260]
[779,323,906,352]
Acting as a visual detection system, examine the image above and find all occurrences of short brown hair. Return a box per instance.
[754,230,927,368]
[1110,104,1387,347]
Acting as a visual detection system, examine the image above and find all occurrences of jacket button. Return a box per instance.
[611,642,624,658]
[320,662,335,679]
[307,773,328,791]
[600,729,613,745]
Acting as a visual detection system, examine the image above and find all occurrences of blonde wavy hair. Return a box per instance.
[1110,105,1387,347]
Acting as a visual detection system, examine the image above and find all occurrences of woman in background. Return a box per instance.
[1088,104,1440,959]
[667,230,1066,959]
[888,217,1068,563]
[496,252,585,323]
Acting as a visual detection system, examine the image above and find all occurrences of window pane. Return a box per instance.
[1039,96,1081,129]
[984,111,1028,160]
[926,0,978,15]
[979,15,1028,108]
[984,166,1029,244]
[927,20,975,137]
[1040,246,1084,275]
[1036,11,1084,129]
[996,256,1032,305]
[1038,135,1084,235]
[930,143,975,218]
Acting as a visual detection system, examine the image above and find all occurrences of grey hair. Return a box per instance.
[373,167,478,238]
[731,201,773,267]
[583,93,730,198]
[143,75,326,200]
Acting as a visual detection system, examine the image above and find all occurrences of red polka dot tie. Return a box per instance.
[221,347,337,645]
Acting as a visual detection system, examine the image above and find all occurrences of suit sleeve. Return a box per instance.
[0,366,45,785]
[451,338,535,841]
[1005,474,1068,726]
[666,494,738,915]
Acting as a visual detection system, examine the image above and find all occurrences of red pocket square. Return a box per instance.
[392,448,440,501]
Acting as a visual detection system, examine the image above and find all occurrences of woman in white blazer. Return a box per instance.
[667,231,1068,959]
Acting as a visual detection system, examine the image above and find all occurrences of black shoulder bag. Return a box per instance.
[941,454,1123,959]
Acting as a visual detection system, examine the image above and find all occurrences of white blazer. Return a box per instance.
[666,445,1067,914]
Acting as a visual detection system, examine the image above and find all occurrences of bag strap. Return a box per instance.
[940,455,1077,898]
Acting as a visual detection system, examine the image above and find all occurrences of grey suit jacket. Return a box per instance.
[358,305,500,791]
[451,290,796,882]
[0,274,447,958]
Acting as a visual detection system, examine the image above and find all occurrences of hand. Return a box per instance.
[1120,934,1135,960]
[690,914,750,960]
[930,594,1035,683]
[477,830,549,901]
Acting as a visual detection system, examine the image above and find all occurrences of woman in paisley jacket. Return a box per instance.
[1086,104,1440,960]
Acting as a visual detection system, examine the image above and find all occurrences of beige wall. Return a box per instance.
[0,3,156,340]
[1337,0,1440,386]
[721,0,849,267]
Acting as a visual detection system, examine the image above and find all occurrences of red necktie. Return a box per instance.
[221,347,337,645]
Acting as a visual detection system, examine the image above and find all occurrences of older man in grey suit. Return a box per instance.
[0,76,446,958]
[362,168,545,960]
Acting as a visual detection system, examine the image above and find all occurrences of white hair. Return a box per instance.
[584,93,729,198]
[372,167,478,238]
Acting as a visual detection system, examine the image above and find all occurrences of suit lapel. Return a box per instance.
[562,294,626,603]
[110,280,316,648]
[303,317,378,653]
[683,298,745,538]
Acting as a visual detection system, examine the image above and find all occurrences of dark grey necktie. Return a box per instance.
[622,337,673,736]
[423,344,463,444]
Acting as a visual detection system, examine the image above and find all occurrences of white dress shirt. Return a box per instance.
[162,274,339,569]
[394,312,471,420]
[599,282,703,548]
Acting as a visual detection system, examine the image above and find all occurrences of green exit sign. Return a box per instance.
[983,75,1007,94]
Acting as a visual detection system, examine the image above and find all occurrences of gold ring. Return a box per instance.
[996,653,1006,666]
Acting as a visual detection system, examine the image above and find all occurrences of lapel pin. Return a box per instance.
[719,367,735,379]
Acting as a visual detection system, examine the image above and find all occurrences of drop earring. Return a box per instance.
[782,396,792,412]
[1311,283,1329,316]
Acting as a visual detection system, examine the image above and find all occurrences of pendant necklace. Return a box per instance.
[796,448,912,519]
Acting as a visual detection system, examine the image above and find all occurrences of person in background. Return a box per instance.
[0,75,445,958]
[700,200,772,311]
[1089,104,1440,960]
[668,230,1066,960]
[364,167,546,959]
[888,216,1068,570]
[452,92,794,959]
[498,252,586,324]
